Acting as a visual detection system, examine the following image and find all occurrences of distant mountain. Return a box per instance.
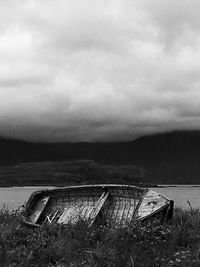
[1,130,200,184]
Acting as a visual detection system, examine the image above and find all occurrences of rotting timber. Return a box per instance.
[21,184,174,227]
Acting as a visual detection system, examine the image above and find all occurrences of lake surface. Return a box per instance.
[0,186,56,210]
[154,185,200,209]
[0,185,200,210]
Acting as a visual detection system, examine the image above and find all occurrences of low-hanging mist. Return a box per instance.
[1,0,200,142]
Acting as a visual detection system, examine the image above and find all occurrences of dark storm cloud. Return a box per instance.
[1,0,200,141]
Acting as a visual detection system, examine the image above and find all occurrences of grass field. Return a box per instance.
[0,208,200,266]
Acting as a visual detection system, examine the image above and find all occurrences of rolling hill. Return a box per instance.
[1,130,200,184]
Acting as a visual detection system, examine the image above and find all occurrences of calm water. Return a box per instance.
[0,186,56,210]
[154,185,200,209]
[0,185,200,210]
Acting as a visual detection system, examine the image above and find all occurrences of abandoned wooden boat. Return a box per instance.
[21,184,174,227]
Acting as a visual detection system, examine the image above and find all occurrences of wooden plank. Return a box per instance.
[132,189,148,221]
[45,210,59,223]
[120,198,129,224]
[58,192,109,225]
[110,197,121,224]
[125,199,132,222]
[88,191,109,226]
[28,196,50,224]
[57,205,93,224]
[136,190,169,220]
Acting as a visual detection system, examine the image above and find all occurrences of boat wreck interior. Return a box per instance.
[22,184,174,227]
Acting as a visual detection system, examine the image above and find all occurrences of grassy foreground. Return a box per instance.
[0,208,200,266]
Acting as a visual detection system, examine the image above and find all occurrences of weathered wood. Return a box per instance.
[89,191,109,226]
[57,191,109,225]
[22,184,173,227]
[137,190,169,220]
[27,196,50,224]
[45,210,59,223]
[58,205,93,224]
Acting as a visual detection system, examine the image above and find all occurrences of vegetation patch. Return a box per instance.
[0,160,148,187]
[0,208,200,266]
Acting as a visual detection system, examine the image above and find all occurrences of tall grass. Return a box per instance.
[0,208,200,266]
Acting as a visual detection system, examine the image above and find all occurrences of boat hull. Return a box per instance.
[21,184,174,227]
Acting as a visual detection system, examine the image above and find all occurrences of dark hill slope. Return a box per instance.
[1,131,200,183]
[0,160,144,187]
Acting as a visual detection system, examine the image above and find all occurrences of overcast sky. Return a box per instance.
[1,0,200,142]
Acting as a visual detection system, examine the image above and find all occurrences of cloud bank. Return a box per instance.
[1,0,200,142]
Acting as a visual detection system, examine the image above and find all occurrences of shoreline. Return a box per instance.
[1,183,200,188]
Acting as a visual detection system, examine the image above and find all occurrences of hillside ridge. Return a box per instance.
[1,130,200,184]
